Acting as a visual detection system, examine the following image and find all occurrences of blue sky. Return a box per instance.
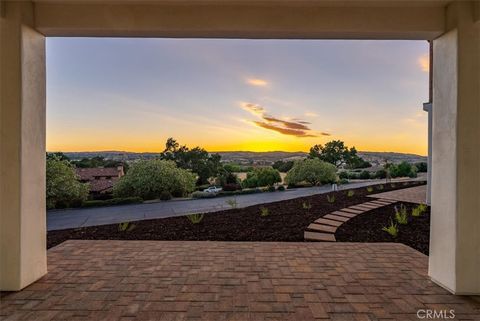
[46,38,429,154]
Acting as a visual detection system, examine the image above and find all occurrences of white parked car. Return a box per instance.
[203,186,222,193]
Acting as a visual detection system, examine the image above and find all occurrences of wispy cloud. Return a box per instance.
[305,112,318,117]
[246,78,268,87]
[418,53,429,72]
[240,102,329,137]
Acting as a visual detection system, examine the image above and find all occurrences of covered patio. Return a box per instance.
[1,1,480,315]
[1,241,479,320]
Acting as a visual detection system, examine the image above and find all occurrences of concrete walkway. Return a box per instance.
[368,184,427,204]
[47,178,425,231]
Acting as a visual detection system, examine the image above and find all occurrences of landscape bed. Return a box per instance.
[335,202,430,255]
[47,181,428,253]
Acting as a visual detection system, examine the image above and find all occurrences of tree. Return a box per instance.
[272,160,294,172]
[46,152,70,161]
[71,156,129,172]
[415,162,428,173]
[46,157,89,209]
[113,159,196,200]
[309,140,368,169]
[388,161,418,178]
[285,159,337,186]
[160,138,222,185]
[241,167,282,188]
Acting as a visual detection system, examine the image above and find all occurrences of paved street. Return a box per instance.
[47,178,425,231]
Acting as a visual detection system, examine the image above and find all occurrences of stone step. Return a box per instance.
[304,231,336,242]
[324,214,350,222]
[340,208,364,214]
[349,205,372,211]
[361,203,383,208]
[331,211,357,218]
[307,223,337,233]
[314,218,342,227]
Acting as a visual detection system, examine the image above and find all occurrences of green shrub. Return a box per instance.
[285,159,337,186]
[338,171,349,179]
[241,167,282,188]
[382,219,398,238]
[118,222,136,232]
[394,204,408,224]
[81,200,106,208]
[191,191,216,198]
[415,162,428,173]
[267,185,276,192]
[375,169,387,179]
[277,185,285,191]
[46,157,89,209]
[226,198,238,209]
[82,197,143,208]
[366,186,374,193]
[388,161,417,178]
[359,170,371,179]
[327,195,335,203]
[377,184,384,190]
[339,178,349,185]
[159,191,172,201]
[260,207,269,217]
[186,213,204,224]
[412,203,427,217]
[347,190,355,197]
[113,159,196,200]
[302,201,312,211]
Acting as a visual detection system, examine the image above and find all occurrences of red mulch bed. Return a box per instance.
[335,202,430,255]
[47,181,426,250]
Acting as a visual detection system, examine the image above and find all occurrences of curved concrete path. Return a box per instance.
[47,178,425,231]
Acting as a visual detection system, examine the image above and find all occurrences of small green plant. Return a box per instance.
[118,222,136,232]
[260,206,269,217]
[277,185,285,191]
[366,186,373,193]
[347,190,355,197]
[377,184,384,190]
[412,203,428,217]
[159,191,173,201]
[226,198,238,209]
[326,194,335,203]
[394,204,409,224]
[382,219,398,238]
[186,213,204,224]
[302,201,312,211]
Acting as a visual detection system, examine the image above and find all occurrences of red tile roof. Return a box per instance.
[87,178,119,193]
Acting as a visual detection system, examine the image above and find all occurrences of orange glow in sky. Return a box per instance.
[47,39,429,156]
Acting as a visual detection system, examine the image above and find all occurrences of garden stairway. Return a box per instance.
[304,199,398,242]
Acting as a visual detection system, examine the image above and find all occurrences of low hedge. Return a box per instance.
[82,197,143,208]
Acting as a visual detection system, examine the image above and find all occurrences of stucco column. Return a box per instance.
[0,2,47,291]
[429,1,480,295]
[422,102,432,205]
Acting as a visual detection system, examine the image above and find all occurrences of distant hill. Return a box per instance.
[61,150,426,166]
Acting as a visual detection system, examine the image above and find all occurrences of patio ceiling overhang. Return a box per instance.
[33,0,446,39]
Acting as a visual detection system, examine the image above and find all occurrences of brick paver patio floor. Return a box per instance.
[1,240,479,321]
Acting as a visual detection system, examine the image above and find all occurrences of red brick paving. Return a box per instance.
[1,240,479,321]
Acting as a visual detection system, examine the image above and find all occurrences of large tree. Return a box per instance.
[309,140,368,169]
[160,138,221,185]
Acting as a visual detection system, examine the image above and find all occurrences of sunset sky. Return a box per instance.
[46,38,429,155]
